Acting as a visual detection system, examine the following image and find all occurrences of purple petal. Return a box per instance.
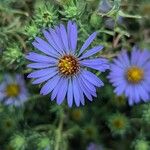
[79,45,104,60]
[80,58,109,72]
[27,63,55,69]
[67,21,77,53]
[125,85,134,105]
[56,78,68,105]
[113,58,125,69]
[0,92,6,100]
[109,77,126,87]
[119,50,130,67]
[60,24,69,53]
[34,37,59,57]
[27,67,57,78]
[133,85,141,104]
[32,71,58,84]
[109,64,125,76]
[79,88,85,105]
[116,51,130,68]
[82,70,104,87]
[77,76,93,101]
[131,46,141,65]
[80,74,96,93]
[32,42,53,57]
[4,97,14,105]
[42,30,62,55]
[138,85,149,102]
[114,80,127,95]
[67,79,73,107]
[26,52,57,63]
[141,81,150,92]
[75,76,85,105]
[79,32,97,55]
[72,77,80,107]
[40,75,61,95]
[80,75,97,97]
[137,50,150,67]
[49,27,65,54]
[51,77,65,101]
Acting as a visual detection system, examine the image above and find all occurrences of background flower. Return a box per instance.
[86,143,104,150]
[107,113,129,135]
[0,74,29,106]
[108,47,150,105]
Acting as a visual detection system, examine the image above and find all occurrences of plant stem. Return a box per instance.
[55,110,64,150]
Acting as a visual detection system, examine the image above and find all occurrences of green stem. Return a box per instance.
[55,110,64,150]
[33,124,53,131]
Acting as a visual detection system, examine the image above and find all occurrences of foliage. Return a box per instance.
[0,0,150,150]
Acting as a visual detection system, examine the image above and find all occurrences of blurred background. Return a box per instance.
[0,0,150,149]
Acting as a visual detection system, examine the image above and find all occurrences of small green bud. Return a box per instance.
[71,108,84,122]
[10,134,27,150]
[60,1,85,19]
[108,113,129,135]
[34,2,58,27]
[25,21,39,40]
[83,124,98,140]
[0,114,17,134]
[134,139,149,150]
[140,2,150,17]
[112,95,126,107]
[90,12,102,28]
[2,44,24,69]
[62,5,78,19]
[55,0,72,5]
[37,137,51,150]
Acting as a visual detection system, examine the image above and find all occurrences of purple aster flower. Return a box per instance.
[0,74,29,106]
[26,21,109,107]
[98,0,112,13]
[87,143,103,150]
[108,47,150,105]
[104,16,124,30]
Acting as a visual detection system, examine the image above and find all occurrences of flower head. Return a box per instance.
[108,47,150,105]
[71,108,84,121]
[0,114,17,134]
[98,0,112,13]
[26,21,109,107]
[0,74,29,106]
[108,113,129,135]
[86,143,103,150]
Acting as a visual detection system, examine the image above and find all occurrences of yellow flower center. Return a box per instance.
[126,66,144,84]
[71,109,83,121]
[6,84,20,97]
[113,119,124,129]
[58,55,80,76]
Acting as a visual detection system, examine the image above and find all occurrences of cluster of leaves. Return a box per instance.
[0,0,150,150]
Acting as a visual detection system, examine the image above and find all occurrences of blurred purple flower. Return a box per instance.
[98,0,112,13]
[26,21,109,107]
[108,47,150,105]
[87,143,103,150]
[105,16,124,30]
[0,74,29,106]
